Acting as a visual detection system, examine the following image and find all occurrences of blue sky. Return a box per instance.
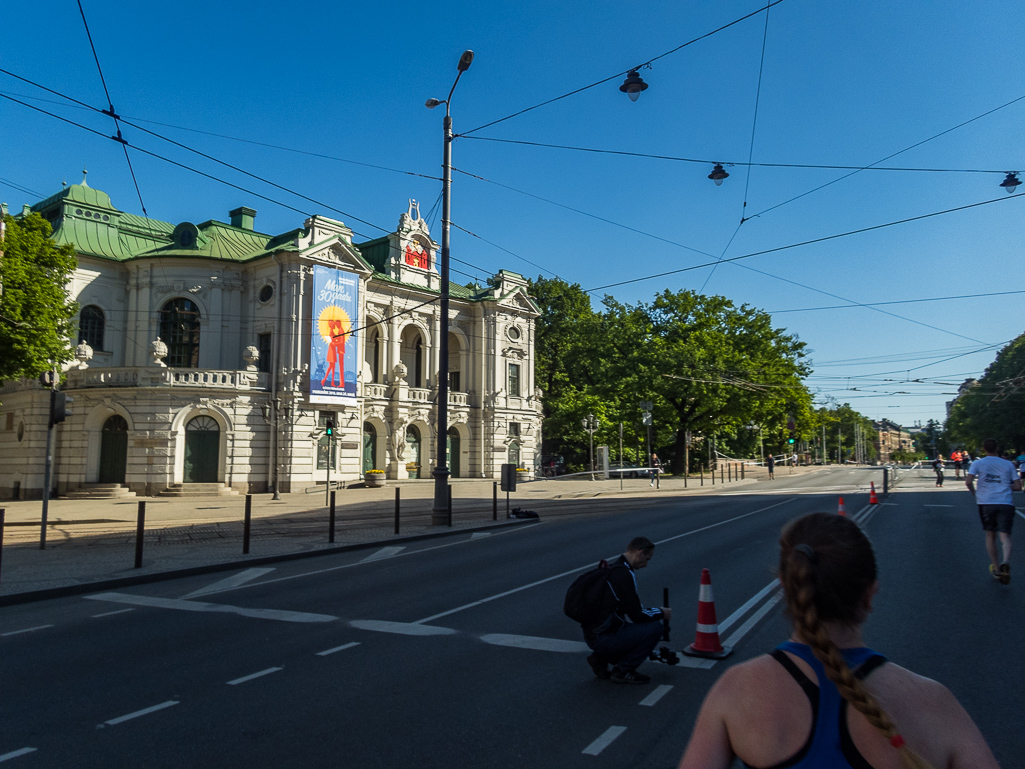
[2,0,1023,427]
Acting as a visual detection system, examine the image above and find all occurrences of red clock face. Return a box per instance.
[405,243,430,270]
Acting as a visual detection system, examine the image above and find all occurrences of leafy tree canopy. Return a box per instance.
[946,333,1025,454]
[0,213,78,385]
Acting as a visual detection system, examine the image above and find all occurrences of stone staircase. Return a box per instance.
[66,483,137,500]
[158,483,240,498]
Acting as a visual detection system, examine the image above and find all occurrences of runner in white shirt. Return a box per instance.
[966,438,1021,584]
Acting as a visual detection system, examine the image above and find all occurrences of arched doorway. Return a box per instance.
[99,415,128,484]
[406,425,421,478]
[184,415,219,483]
[447,427,461,479]
[363,423,378,473]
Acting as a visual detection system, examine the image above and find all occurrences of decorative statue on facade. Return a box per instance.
[392,361,408,383]
[74,341,93,370]
[244,345,260,371]
[151,337,168,367]
[391,422,408,461]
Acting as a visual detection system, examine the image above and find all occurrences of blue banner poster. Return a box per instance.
[309,265,359,405]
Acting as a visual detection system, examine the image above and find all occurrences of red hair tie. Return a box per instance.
[890,734,905,749]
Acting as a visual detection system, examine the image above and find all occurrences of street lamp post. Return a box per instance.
[582,414,599,480]
[426,50,474,526]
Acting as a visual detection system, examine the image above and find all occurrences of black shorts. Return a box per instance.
[978,505,1015,534]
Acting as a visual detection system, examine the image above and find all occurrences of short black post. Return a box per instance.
[447,485,453,528]
[493,482,498,521]
[134,500,146,569]
[728,464,732,482]
[711,464,715,485]
[742,463,745,480]
[883,467,889,495]
[700,467,704,486]
[0,508,5,586]
[329,490,336,543]
[394,486,400,535]
[243,494,252,554]
[720,465,724,484]
[506,489,511,519]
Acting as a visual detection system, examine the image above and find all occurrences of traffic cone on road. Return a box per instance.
[838,497,847,516]
[681,568,733,659]
[869,482,879,505]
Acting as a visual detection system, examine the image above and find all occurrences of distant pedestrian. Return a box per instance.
[650,453,662,488]
[966,438,1021,585]
[952,449,963,480]
[766,454,775,480]
[932,456,944,487]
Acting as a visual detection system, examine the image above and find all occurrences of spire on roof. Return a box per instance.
[81,168,88,187]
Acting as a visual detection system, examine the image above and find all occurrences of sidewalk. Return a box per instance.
[0,465,817,604]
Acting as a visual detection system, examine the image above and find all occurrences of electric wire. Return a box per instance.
[770,290,1025,314]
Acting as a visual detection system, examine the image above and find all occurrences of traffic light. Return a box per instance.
[788,436,795,445]
[325,419,334,436]
[51,391,73,425]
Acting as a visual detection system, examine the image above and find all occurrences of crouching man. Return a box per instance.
[584,537,671,684]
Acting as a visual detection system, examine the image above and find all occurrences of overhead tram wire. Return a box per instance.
[76,0,148,217]
[459,1,786,138]
[770,290,1025,314]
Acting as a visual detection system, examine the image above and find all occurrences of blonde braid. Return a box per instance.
[786,554,934,769]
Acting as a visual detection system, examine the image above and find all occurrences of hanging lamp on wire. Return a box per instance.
[708,163,729,186]
[619,69,649,102]
[999,171,1021,194]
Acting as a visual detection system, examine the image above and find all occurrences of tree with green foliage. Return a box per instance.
[946,333,1025,454]
[0,213,79,385]
[811,402,879,464]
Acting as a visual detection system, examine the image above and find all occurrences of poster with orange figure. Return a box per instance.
[310,265,359,404]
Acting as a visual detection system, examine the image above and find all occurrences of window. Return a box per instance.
[508,363,521,396]
[257,333,272,374]
[79,305,105,351]
[509,422,520,437]
[317,411,337,470]
[159,298,201,368]
[449,371,460,392]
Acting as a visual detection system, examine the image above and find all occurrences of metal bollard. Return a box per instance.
[700,468,704,486]
[243,494,252,554]
[742,463,745,480]
[720,465,724,484]
[134,500,146,569]
[394,486,400,535]
[448,485,453,528]
[883,467,889,495]
[329,490,336,543]
[728,464,732,482]
[493,482,498,521]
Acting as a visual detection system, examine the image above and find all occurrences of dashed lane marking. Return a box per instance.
[316,641,361,657]
[470,532,492,539]
[359,546,406,563]
[84,593,336,624]
[103,701,179,726]
[480,634,589,653]
[227,667,283,686]
[0,748,37,763]
[718,580,778,634]
[582,726,627,756]
[722,590,784,649]
[181,568,276,599]
[91,609,135,618]
[639,685,673,707]
[1,625,53,637]
[349,620,455,636]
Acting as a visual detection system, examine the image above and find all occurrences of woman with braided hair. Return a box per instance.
[678,512,1000,769]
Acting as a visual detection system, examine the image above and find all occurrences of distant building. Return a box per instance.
[1,182,541,498]
[872,419,912,464]
[946,378,977,417]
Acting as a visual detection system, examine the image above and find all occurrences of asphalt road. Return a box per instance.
[1,467,1021,768]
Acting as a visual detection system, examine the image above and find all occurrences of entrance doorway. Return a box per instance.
[363,423,377,473]
[405,425,421,478]
[99,415,128,484]
[447,427,460,479]
[184,415,219,483]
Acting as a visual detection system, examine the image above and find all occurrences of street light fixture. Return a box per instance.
[426,49,474,525]
[1000,171,1021,194]
[708,163,729,186]
[619,69,648,102]
[582,414,599,479]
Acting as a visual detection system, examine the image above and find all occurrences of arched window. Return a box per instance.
[79,305,105,351]
[414,338,423,387]
[159,298,201,368]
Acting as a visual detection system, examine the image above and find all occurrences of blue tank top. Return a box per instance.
[742,641,887,769]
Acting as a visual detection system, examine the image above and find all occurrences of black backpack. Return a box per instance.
[564,559,617,626]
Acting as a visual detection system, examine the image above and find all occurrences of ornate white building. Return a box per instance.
[0,182,541,498]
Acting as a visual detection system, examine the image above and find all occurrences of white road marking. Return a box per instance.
[0,748,37,763]
[639,685,673,707]
[415,498,794,624]
[104,700,179,725]
[227,667,282,685]
[718,580,779,633]
[181,568,276,599]
[349,619,455,636]
[582,726,627,755]
[480,634,589,653]
[1018,510,1025,521]
[470,532,491,539]
[722,590,784,648]
[84,593,336,623]
[360,546,406,563]
[316,641,361,657]
[1,625,53,637]
[91,609,135,618]
[676,655,717,669]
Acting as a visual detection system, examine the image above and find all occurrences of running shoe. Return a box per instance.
[610,668,651,685]
[990,564,1001,581]
[1000,563,1010,585]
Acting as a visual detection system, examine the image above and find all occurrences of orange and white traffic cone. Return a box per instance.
[869,482,879,505]
[838,496,847,516]
[681,568,733,659]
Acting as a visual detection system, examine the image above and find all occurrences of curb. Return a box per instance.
[0,518,539,607]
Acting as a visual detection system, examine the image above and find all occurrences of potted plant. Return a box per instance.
[364,469,386,488]
[516,466,531,482]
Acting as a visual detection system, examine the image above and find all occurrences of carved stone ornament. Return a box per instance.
[391,421,408,461]
[75,341,94,369]
[151,337,168,367]
[243,345,260,371]
[392,361,408,383]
